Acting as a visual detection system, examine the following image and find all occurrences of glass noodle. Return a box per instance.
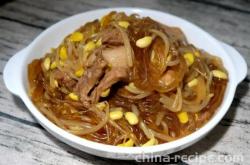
[28,12,228,146]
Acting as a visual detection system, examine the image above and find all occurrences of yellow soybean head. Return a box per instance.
[125,112,139,125]
[211,70,228,79]
[109,108,123,120]
[84,41,96,52]
[117,139,134,147]
[142,138,157,147]
[96,38,102,47]
[96,102,107,111]
[54,80,58,88]
[194,51,200,57]
[118,21,130,29]
[69,32,84,42]
[75,68,85,77]
[43,57,51,71]
[68,93,79,101]
[177,111,189,124]
[50,61,57,69]
[100,88,110,97]
[184,53,194,66]
[59,46,67,60]
[136,36,153,48]
[187,78,198,87]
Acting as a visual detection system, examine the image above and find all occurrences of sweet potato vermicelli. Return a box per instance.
[28,12,228,147]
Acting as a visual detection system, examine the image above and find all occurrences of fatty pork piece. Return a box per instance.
[77,46,130,107]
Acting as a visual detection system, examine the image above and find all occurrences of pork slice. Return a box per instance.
[75,58,107,107]
[100,27,123,45]
[160,23,187,44]
[90,67,128,103]
[52,69,76,89]
[53,69,68,80]
[102,46,128,68]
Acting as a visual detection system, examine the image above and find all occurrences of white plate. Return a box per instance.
[3,8,247,160]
